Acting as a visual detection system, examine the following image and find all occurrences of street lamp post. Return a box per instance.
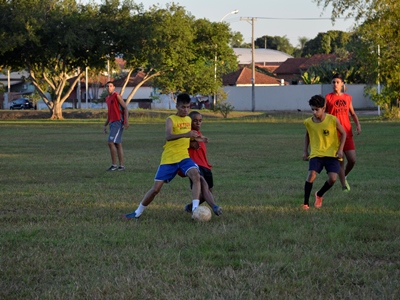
[214,9,239,107]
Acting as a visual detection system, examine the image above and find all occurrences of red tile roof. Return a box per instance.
[274,58,309,75]
[223,67,285,86]
[299,54,337,69]
[275,54,338,75]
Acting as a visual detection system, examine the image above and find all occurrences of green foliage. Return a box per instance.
[255,35,294,55]
[301,71,321,84]
[302,30,353,57]
[213,89,234,118]
[365,85,400,119]
[230,31,245,48]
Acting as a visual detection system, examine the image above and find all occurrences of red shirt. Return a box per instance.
[325,92,352,137]
[188,130,212,170]
[106,92,124,123]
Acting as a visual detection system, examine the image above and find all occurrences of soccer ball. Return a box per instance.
[192,206,212,222]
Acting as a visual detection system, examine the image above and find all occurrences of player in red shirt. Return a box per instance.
[325,74,362,191]
[183,111,222,216]
[104,81,129,171]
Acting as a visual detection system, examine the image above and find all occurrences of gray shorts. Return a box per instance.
[108,121,124,144]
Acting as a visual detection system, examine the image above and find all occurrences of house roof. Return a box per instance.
[299,54,337,69]
[275,54,338,75]
[222,67,285,86]
[233,48,293,65]
[274,57,309,75]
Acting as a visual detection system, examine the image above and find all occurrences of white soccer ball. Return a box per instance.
[192,206,212,222]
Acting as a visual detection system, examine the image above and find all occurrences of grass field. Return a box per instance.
[0,111,399,299]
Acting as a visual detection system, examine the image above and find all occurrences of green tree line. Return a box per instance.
[0,0,238,119]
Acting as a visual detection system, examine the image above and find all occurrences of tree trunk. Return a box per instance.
[50,102,64,119]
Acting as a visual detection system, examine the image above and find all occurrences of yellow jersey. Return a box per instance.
[304,114,339,159]
[160,115,192,164]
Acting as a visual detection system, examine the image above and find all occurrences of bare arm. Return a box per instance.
[336,118,347,159]
[303,131,310,161]
[116,94,129,129]
[165,118,199,141]
[349,102,361,135]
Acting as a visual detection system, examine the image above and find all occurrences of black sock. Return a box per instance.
[317,181,333,197]
[304,181,313,205]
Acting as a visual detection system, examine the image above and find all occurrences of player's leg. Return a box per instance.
[107,142,118,169]
[186,168,201,210]
[115,143,125,169]
[123,180,164,219]
[342,138,356,191]
[303,170,316,209]
[199,176,222,216]
[343,149,356,191]
[338,159,346,189]
[314,158,340,208]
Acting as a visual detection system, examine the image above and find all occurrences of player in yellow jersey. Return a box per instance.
[123,93,203,219]
[302,95,346,210]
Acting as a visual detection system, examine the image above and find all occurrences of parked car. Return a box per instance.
[10,98,34,110]
[190,95,210,109]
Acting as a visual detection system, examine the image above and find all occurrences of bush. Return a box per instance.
[213,89,234,118]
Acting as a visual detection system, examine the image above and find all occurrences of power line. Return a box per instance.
[241,17,354,21]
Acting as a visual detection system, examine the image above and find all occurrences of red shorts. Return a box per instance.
[343,136,355,151]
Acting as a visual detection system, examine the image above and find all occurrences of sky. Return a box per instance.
[86,0,356,47]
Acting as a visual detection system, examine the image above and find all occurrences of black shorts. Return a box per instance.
[190,166,213,189]
[309,157,340,174]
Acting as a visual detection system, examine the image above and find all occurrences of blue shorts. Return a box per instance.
[108,121,124,144]
[309,157,340,174]
[155,158,199,183]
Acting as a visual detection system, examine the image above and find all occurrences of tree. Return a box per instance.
[115,4,238,102]
[0,0,112,119]
[314,0,400,117]
[292,37,309,57]
[254,35,294,55]
[230,31,246,48]
[302,30,352,57]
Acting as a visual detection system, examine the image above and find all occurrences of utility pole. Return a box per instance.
[240,17,257,111]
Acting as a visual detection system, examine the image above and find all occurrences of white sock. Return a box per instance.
[192,199,200,212]
[135,203,146,216]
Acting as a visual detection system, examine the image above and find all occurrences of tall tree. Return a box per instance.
[254,35,294,55]
[115,4,238,101]
[302,30,352,57]
[0,0,111,119]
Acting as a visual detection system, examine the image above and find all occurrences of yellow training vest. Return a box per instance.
[160,115,192,164]
[304,114,339,159]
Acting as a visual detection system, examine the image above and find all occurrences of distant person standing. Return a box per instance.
[104,81,129,171]
[325,74,362,191]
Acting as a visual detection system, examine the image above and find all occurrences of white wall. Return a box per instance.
[224,84,377,111]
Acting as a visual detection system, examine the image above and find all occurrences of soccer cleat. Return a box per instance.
[314,191,323,208]
[107,165,118,171]
[213,205,222,216]
[117,166,125,171]
[345,179,351,191]
[302,204,310,210]
[184,203,192,213]
[123,212,140,219]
